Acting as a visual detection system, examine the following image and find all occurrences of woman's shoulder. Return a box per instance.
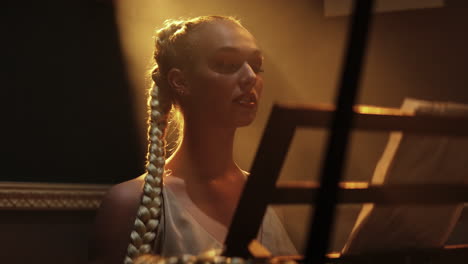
[95,174,146,230]
[103,174,146,205]
[88,174,146,264]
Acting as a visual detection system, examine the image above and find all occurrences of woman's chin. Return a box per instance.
[234,114,257,127]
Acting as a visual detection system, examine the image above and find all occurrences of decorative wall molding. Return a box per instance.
[0,182,111,210]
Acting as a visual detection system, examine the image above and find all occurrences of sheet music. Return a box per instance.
[343,98,468,254]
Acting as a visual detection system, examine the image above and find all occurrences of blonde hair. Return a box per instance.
[124,15,241,264]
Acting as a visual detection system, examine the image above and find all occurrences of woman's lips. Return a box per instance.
[233,92,257,106]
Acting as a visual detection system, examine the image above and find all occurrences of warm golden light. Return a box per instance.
[356,105,414,116]
[326,252,341,259]
[340,181,369,189]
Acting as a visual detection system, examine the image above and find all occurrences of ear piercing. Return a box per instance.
[176,89,188,96]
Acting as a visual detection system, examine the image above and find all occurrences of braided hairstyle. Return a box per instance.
[124,15,242,264]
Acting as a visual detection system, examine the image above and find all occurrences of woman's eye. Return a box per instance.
[251,64,264,74]
[249,57,264,73]
[211,54,264,74]
[215,60,242,73]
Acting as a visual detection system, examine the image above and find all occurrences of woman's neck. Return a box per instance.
[165,121,243,182]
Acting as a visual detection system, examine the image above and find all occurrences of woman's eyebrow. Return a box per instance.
[214,46,262,56]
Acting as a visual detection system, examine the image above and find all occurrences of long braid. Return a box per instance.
[124,19,185,264]
[124,82,171,264]
[124,16,242,264]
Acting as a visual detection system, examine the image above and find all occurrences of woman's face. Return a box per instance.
[181,20,264,128]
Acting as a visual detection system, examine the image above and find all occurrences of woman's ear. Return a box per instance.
[167,68,190,96]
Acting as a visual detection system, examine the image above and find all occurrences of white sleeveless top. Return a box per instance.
[156,176,297,256]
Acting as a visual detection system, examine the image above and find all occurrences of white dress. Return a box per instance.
[155,175,297,257]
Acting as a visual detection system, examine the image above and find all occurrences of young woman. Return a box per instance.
[89,15,296,264]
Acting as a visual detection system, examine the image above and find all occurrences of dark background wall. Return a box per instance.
[4,0,143,184]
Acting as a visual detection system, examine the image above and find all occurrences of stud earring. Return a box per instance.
[176,89,188,96]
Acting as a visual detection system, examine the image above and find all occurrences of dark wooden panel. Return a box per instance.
[0,210,97,264]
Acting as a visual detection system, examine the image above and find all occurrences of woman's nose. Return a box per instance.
[239,63,257,91]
